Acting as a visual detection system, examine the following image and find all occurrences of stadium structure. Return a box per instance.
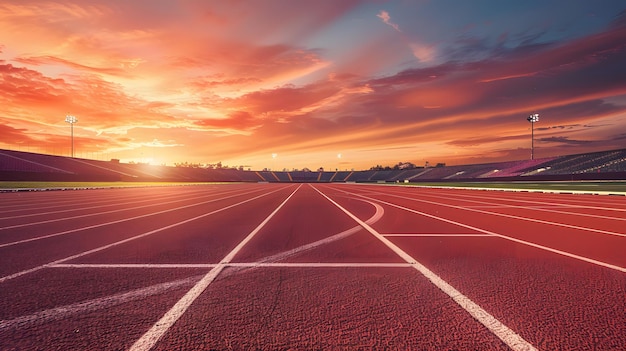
[1,148,625,183]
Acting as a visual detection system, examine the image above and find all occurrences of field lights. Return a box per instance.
[65,114,78,158]
[527,113,539,160]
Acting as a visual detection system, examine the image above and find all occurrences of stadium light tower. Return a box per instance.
[65,114,78,157]
[527,113,539,160]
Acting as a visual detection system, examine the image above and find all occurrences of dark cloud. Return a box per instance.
[447,134,526,147]
[535,124,581,131]
[539,136,592,145]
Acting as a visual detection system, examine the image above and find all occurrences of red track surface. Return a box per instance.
[0,183,624,350]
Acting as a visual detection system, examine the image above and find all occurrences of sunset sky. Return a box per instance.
[1,1,625,170]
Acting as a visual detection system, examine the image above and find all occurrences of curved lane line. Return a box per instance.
[249,196,384,263]
[342,189,626,272]
[0,194,383,332]
[362,187,626,238]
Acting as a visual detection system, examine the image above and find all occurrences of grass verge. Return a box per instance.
[0,181,228,190]
[396,181,626,193]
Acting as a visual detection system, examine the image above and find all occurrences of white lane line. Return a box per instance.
[0,186,262,231]
[50,262,411,268]
[0,275,200,332]
[127,184,301,351]
[462,205,563,210]
[400,184,626,197]
[369,189,626,237]
[51,264,220,269]
[383,233,495,237]
[0,186,208,215]
[417,189,626,212]
[408,191,626,222]
[0,186,272,249]
[0,185,293,283]
[311,184,538,351]
[0,187,236,220]
[229,262,412,267]
[345,191,626,273]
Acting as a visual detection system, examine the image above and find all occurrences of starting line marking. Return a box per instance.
[50,262,413,269]
[382,233,495,237]
[51,263,219,269]
[311,184,539,351]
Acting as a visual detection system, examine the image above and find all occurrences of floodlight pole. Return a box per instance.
[527,113,539,160]
[65,114,78,157]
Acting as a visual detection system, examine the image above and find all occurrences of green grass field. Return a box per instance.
[398,181,626,193]
[1,180,625,194]
[0,181,226,190]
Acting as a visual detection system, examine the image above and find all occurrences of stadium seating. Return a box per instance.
[1,148,625,183]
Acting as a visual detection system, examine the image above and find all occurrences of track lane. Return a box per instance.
[335,184,625,268]
[386,235,626,351]
[152,267,512,351]
[321,183,625,350]
[0,269,201,351]
[380,186,626,232]
[0,185,270,244]
[0,184,295,281]
[66,187,301,265]
[0,185,243,221]
[127,184,302,351]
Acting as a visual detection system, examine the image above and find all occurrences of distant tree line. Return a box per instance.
[369,162,417,171]
[369,161,445,170]
[174,161,248,171]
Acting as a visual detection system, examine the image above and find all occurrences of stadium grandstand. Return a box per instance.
[1,148,625,183]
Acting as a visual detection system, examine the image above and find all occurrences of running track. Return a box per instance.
[0,183,624,350]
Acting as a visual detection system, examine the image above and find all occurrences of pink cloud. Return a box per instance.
[377,10,401,32]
